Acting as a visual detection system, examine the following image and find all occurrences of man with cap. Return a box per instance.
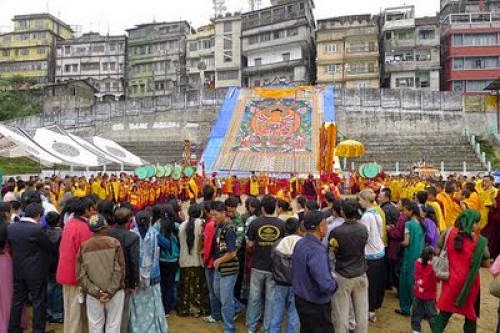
[291,210,337,332]
[77,214,126,333]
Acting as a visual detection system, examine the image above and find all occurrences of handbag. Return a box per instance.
[432,228,452,280]
[490,275,500,298]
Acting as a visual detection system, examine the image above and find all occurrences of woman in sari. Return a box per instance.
[433,210,490,333]
[129,210,170,333]
[482,189,500,259]
[0,202,12,332]
[396,200,425,316]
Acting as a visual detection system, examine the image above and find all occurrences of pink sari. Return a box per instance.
[0,250,13,333]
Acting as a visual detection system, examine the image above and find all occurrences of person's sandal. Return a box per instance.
[394,309,410,316]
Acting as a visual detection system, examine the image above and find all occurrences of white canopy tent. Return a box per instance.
[0,124,64,165]
[0,124,148,168]
[92,136,145,167]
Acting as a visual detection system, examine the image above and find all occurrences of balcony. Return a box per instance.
[385,60,440,72]
[384,39,416,49]
[344,71,379,80]
[443,12,500,30]
[243,59,304,74]
[383,18,415,31]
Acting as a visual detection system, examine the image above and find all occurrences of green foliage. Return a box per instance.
[0,75,42,121]
[0,157,41,175]
[477,137,500,170]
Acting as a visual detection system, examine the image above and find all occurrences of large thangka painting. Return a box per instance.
[213,87,327,174]
[232,98,312,153]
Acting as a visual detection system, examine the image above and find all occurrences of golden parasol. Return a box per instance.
[335,140,365,158]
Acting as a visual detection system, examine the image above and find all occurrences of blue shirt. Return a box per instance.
[292,234,337,304]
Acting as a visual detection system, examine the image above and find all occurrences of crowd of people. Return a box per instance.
[0,171,498,333]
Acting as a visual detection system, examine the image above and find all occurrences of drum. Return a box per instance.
[358,164,366,178]
[156,164,165,178]
[135,166,148,180]
[164,164,173,177]
[171,164,183,180]
[183,166,195,177]
[363,163,380,179]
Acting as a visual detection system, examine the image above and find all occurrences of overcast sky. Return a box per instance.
[0,0,439,35]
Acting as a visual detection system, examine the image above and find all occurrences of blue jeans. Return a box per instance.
[205,268,222,321]
[214,270,238,333]
[246,268,275,333]
[269,284,299,333]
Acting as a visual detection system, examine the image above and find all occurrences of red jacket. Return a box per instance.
[56,216,93,285]
[202,218,216,269]
[413,259,438,301]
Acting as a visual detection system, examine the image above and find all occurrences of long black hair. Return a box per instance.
[403,200,426,233]
[0,202,10,252]
[186,203,202,255]
[420,246,435,266]
[97,200,115,226]
[135,210,151,233]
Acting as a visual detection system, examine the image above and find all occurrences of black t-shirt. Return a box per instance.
[329,221,369,278]
[247,216,285,271]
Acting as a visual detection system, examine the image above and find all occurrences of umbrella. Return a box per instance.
[335,140,365,158]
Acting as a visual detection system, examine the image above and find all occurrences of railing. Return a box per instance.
[463,128,491,171]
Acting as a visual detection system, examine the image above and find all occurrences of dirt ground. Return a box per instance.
[42,268,497,333]
[41,198,498,332]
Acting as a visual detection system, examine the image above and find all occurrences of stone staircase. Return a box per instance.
[351,134,485,172]
[118,141,186,165]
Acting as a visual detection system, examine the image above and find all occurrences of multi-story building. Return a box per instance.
[241,0,316,87]
[0,13,73,83]
[126,21,193,98]
[186,24,216,92]
[381,6,440,90]
[214,13,242,91]
[316,15,380,89]
[441,0,500,93]
[55,33,127,101]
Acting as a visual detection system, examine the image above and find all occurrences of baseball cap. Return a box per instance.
[303,210,326,230]
[88,214,108,232]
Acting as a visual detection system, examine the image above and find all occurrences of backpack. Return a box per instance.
[271,239,293,285]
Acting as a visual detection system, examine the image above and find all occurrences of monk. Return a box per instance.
[477,175,498,230]
[437,182,461,229]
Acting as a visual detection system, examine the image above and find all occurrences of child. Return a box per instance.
[411,246,438,333]
[45,211,64,323]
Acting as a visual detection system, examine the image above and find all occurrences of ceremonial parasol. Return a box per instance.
[335,140,365,158]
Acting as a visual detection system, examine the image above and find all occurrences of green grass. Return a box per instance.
[477,137,500,170]
[0,157,41,175]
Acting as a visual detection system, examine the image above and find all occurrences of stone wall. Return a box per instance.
[4,87,497,144]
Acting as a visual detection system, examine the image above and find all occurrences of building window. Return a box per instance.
[109,43,116,51]
[224,39,232,49]
[347,42,368,53]
[395,77,415,88]
[72,64,78,72]
[18,20,28,30]
[202,39,213,49]
[347,63,368,73]
[103,63,109,71]
[248,36,259,45]
[282,53,290,61]
[454,33,497,46]
[1,50,10,57]
[452,81,464,92]
[419,29,435,40]
[64,64,71,72]
[82,62,100,71]
[224,22,232,33]
[20,49,29,56]
[354,80,370,88]
[325,64,341,73]
[415,50,431,61]
[396,30,414,40]
[385,32,392,40]
[466,80,493,92]
[64,46,71,55]
[453,58,464,69]
[325,44,336,53]
[109,62,116,71]
[288,28,299,37]
[189,42,198,51]
[92,44,105,52]
[261,33,271,42]
[2,36,11,43]
[218,70,239,81]
[36,46,45,54]
[273,30,285,39]
[254,58,262,66]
